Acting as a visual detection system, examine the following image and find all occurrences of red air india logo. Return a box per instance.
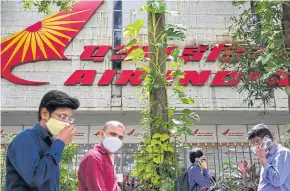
[222,129,230,136]
[1,0,104,85]
[193,129,199,135]
[127,129,136,136]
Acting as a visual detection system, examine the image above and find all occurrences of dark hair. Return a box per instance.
[189,148,203,163]
[38,90,80,121]
[247,123,274,140]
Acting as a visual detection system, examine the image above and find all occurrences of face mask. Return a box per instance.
[46,118,70,136]
[251,137,271,154]
[103,133,122,153]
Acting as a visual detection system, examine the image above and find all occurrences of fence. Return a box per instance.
[1,142,263,191]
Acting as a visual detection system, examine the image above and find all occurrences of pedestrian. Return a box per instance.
[5,90,80,191]
[247,123,290,191]
[188,148,211,191]
[78,121,125,191]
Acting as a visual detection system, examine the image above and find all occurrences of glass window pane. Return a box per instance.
[114,0,122,11]
[113,61,122,70]
[114,31,121,47]
[114,11,122,29]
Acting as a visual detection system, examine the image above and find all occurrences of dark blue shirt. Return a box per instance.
[5,123,65,191]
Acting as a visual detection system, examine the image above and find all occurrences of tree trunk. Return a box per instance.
[282,2,290,113]
[148,10,169,134]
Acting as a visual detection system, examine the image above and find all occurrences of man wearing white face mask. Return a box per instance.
[5,90,79,191]
[78,121,125,191]
[247,123,290,191]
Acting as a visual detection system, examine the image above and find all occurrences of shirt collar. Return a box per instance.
[94,144,109,154]
[268,144,278,155]
[33,123,51,140]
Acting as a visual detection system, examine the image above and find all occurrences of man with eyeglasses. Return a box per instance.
[78,121,125,191]
[5,90,80,191]
[247,124,290,191]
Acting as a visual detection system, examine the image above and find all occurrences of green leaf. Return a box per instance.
[153,155,164,164]
[148,0,166,13]
[125,48,145,61]
[172,119,181,125]
[126,39,138,48]
[137,165,145,172]
[146,145,153,153]
[160,134,170,141]
[182,108,193,115]
[171,70,184,78]
[165,24,187,41]
[169,61,179,68]
[137,65,150,72]
[131,5,148,15]
[180,97,194,104]
[171,48,180,58]
[146,163,153,172]
[151,139,159,145]
[152,133,162,139]
[123,20,144,38]
[283,60,290,67]
[285,86,290,96]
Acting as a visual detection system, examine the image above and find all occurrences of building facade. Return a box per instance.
[1,0,289,183]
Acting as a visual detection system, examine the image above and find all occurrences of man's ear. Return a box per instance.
[94,130,104,136]
[41,107,49,121]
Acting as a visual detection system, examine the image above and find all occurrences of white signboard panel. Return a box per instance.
[187,125,217,143]
[73,126,89,144]
[1,126,23,144]
[217,125,248,143]
[278,124,290,142]
[89,126,103,143]
[123,126,147,144]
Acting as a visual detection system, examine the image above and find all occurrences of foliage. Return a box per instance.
[223,0,290,108]
[123,0,199,190]
[21,0,76,15]
[60,143,78,191]
[218,160,260,191]
[282,124,290,149]
[0,133,16,190]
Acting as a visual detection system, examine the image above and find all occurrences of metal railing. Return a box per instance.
[1,143,261,191]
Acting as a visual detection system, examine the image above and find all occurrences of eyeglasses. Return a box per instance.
[54,113,75,124]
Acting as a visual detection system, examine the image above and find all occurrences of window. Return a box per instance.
[112,0,122,70]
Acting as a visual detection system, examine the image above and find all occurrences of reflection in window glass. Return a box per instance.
[114,31,121,47]
[114,0,122,11]
[114,11,122,29]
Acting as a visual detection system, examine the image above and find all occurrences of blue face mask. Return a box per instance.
[251,137,271,154]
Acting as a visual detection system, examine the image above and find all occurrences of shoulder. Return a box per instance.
[10,129,36,145]
[81,148,103,164]
[188,165,200,173]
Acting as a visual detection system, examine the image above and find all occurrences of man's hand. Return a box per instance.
[55,125,76,145]
[255,143,268,166]
[198,160,208,169]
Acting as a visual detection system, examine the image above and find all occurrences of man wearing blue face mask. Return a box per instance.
[247,123,290,191]
[78,121,125,191]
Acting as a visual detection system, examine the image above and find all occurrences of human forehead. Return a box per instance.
[53,107,73,117]
[105,125,125,134]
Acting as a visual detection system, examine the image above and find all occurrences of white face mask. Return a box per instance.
[103,133,122,153]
